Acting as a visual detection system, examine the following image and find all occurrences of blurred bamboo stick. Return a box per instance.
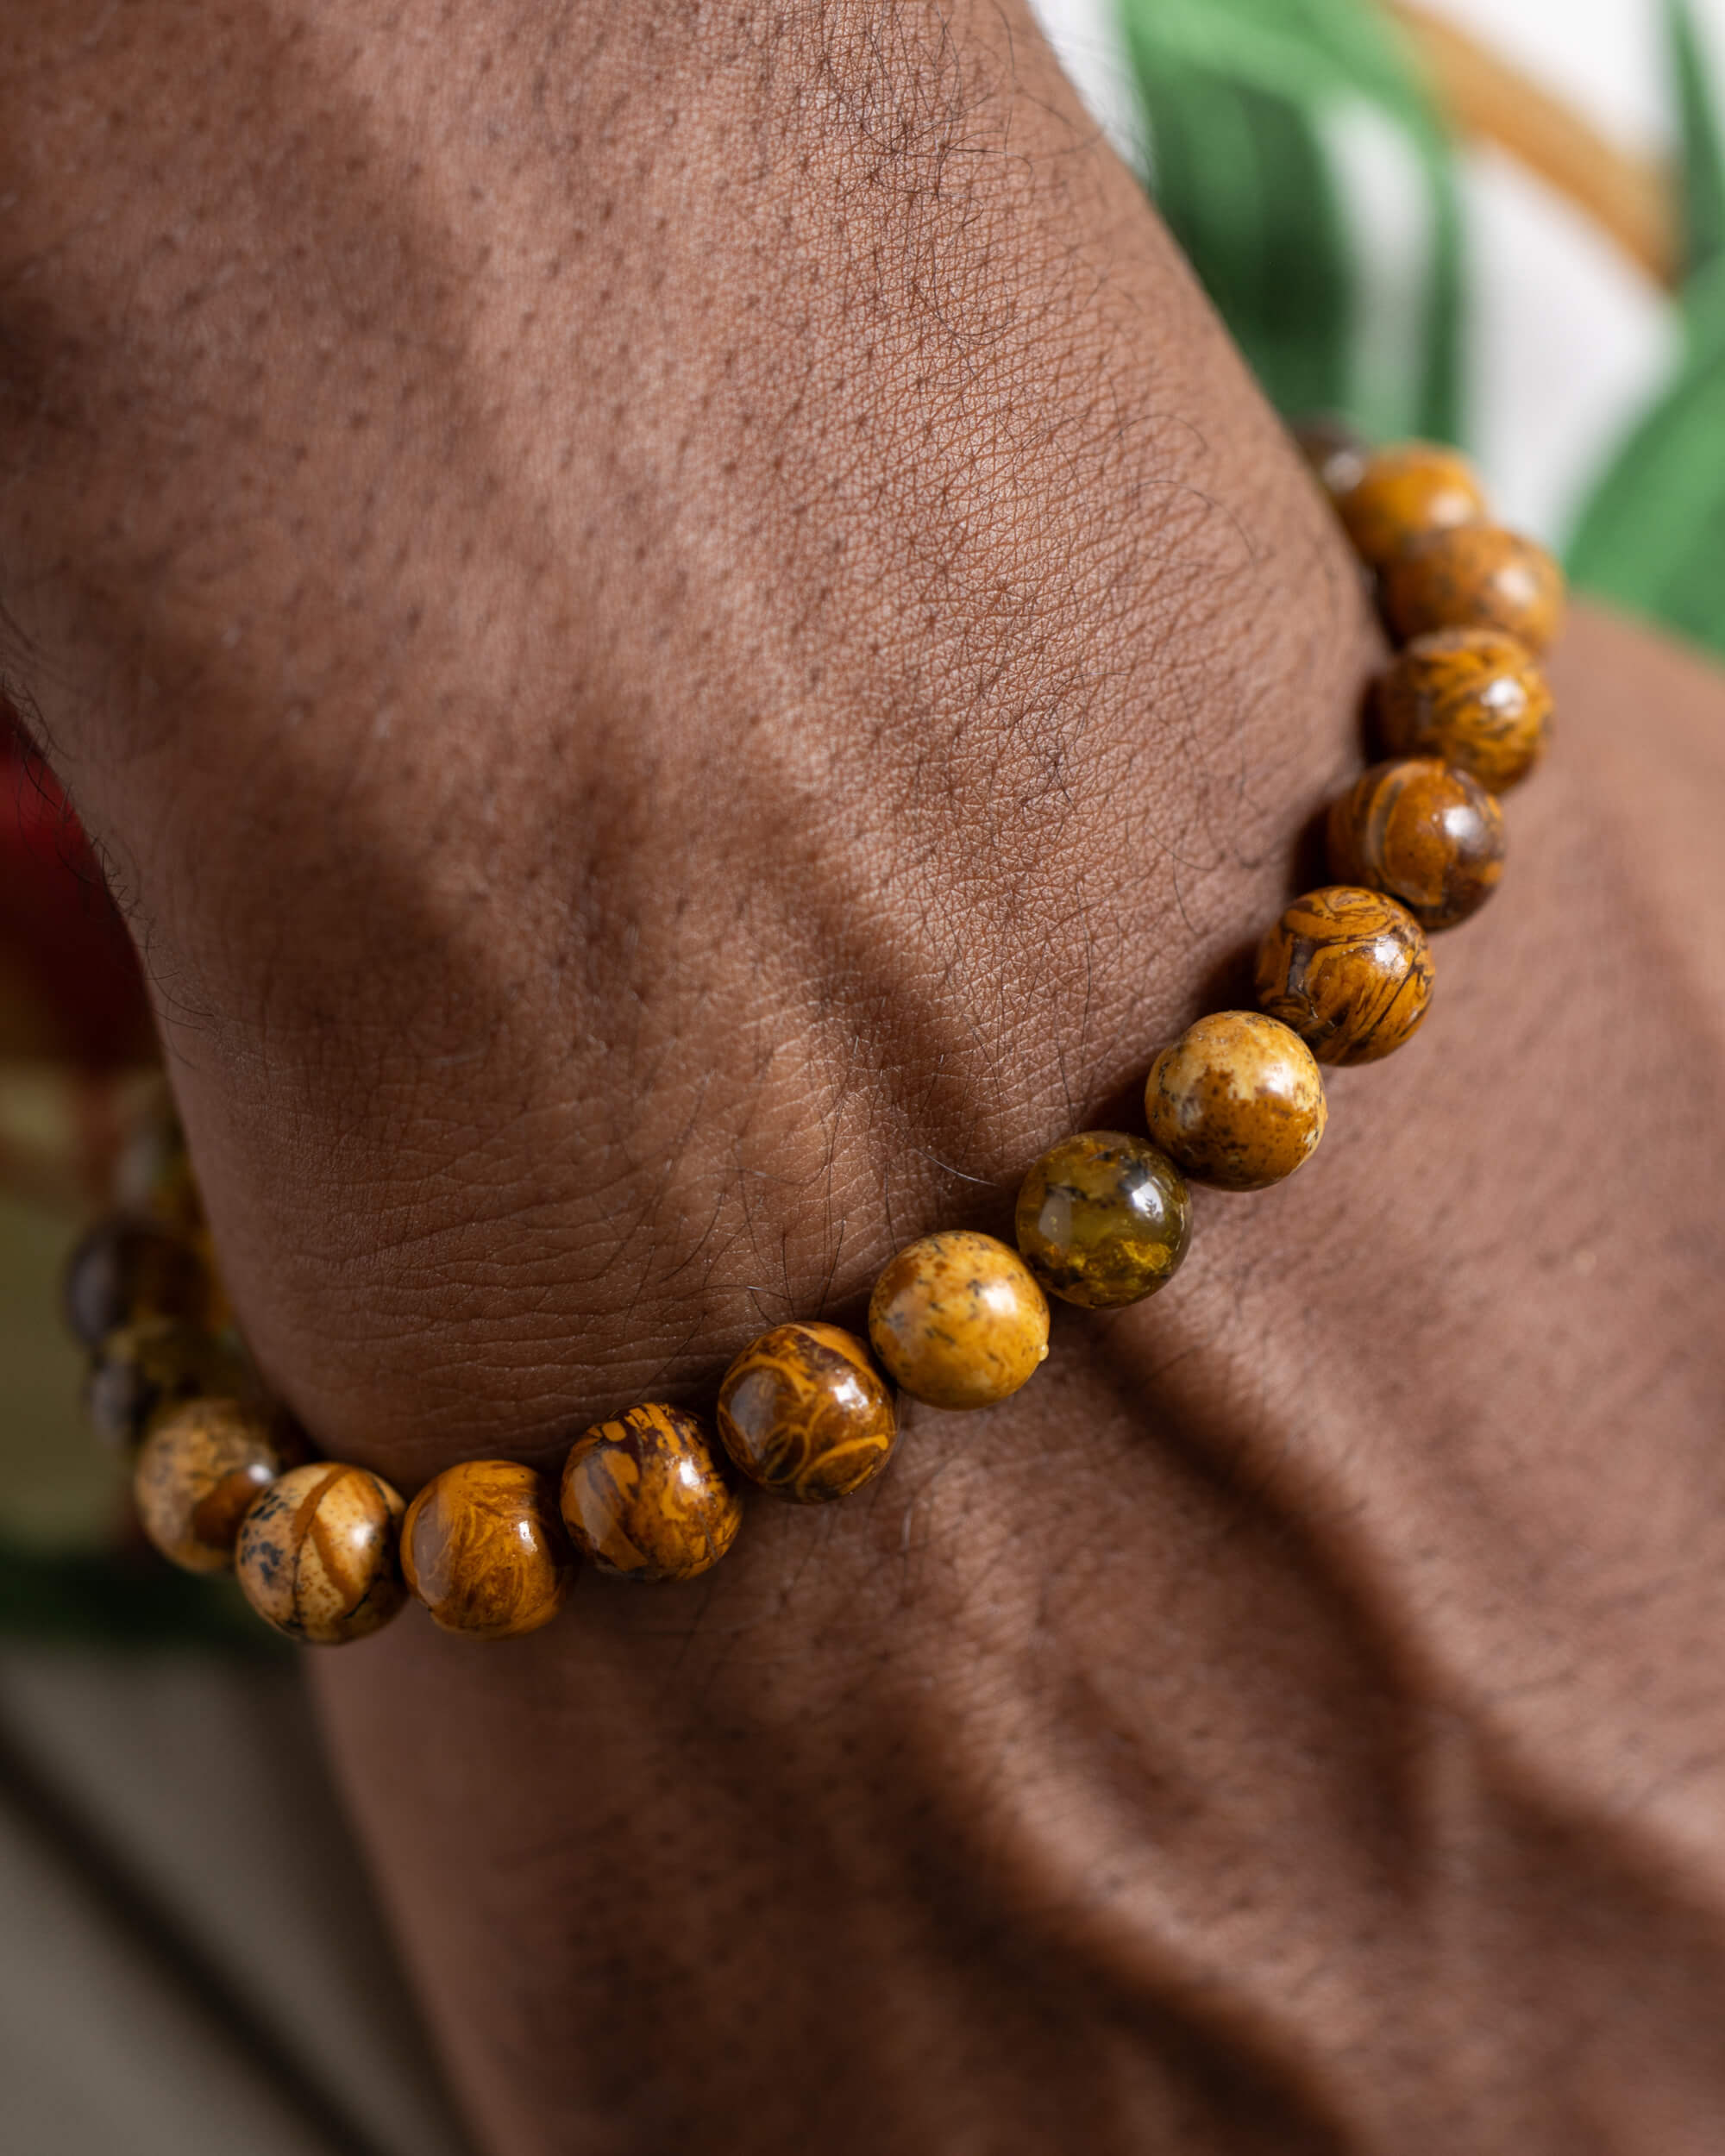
[1387,1,1678,287]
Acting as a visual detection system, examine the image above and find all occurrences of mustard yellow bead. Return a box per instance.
[1383,525,1566,655]
[133,1398,280,1573]
[1336,442,1488,572]
[1014,1131,1192,1306]
[560,1404,743,1583]
[1144,1013,1327,1192]
[235,1463,408,1645]
[402,1459,574,1639]
[717,1323,898,1504]
[868,1230,1049,1411]
[1376,627,1552,793]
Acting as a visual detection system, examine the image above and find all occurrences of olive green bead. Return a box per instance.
[1014,1131,1192,1308]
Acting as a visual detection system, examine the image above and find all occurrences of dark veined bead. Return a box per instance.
[560,1405,743,1582]
[402,1460,574,1639]
[1256,887,1435,1067]
[1376,627,1552,793]
[717,1324,898,1504]
[1327,757,1506,931]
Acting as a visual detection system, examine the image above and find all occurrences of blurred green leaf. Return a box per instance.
[1669,0,1725,279]
[0,1539,285,1651]
[1120,0,1464,441]
[1568,8,1725,658]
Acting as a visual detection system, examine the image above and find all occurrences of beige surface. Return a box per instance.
[0,1648,474,2156]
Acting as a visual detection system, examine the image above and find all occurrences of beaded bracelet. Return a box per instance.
[60,428,1562,1645]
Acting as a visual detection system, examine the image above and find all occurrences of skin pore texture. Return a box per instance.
[3,3,1723,2150]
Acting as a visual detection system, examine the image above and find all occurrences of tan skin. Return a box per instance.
[3,3,1723,2148]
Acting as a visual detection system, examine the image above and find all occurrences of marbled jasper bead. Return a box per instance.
[62,1216,209,1350]
[1327,758,1506,931]
[83,1316,250,1452]
[1336,442,1487,571]
[717,1323,898,1504]
[1383,525,1565,654]
[868,1230,1049,1411]
[1377,627,1552,793]
[402,1459,574,1639]
[235,1463,407,1645]
[1256,887,1434,1065]
[1144,1013,1327,1192]
[1014,1131,1192,1305]
[133,1399,279,1573]
[560,1404,743,1583]
[1293,413,1370,499]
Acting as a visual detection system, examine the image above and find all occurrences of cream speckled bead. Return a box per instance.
[133,1398,280,1573]
[235,1462,407,1645]
[1145,1012,1327,1192]
[868,1230,1050,1411]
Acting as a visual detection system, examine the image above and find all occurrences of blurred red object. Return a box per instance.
[0,702,154,1068]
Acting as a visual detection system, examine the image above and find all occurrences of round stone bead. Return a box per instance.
[134,1399,280,1573]
[1144,1014,1327,1192]
[235,1463,408,1645]
[1377,627,1552,793]
[1014,1131,1192,1305]
[560,1405,743,1583]
[1292,413,1370,498]
[113,1101,205,1238]
[1327,757,1506,931]
[1256,887,1434,1066]
[402,1459,574,1639]
[1336,442,1487,572]
[717,1323,898,1504]
[83,1316,251,1452]
[868,1230,1050,1412]
[62,1216,209,1349]
[1382,525,1565,654]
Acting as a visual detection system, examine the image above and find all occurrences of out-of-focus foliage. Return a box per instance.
[1569,0,1725,657]
[1120,0,1463,440]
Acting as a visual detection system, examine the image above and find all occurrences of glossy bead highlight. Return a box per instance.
[1015,1131,1192,1305]
[1383,525,1565,653]
[561,1404,742,1582]
[1144,1013,1327,1191]
[1377,627,1552,792]
[133,1399,279,1573]
[869,1231,1049,1410]
[1337,441,1488,571]
[1256,887,1434,1065]
[718,1322,898,1503]
[1327,758,1506,931]
[235,1463,407,1645]
[403,1459,574,1639]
